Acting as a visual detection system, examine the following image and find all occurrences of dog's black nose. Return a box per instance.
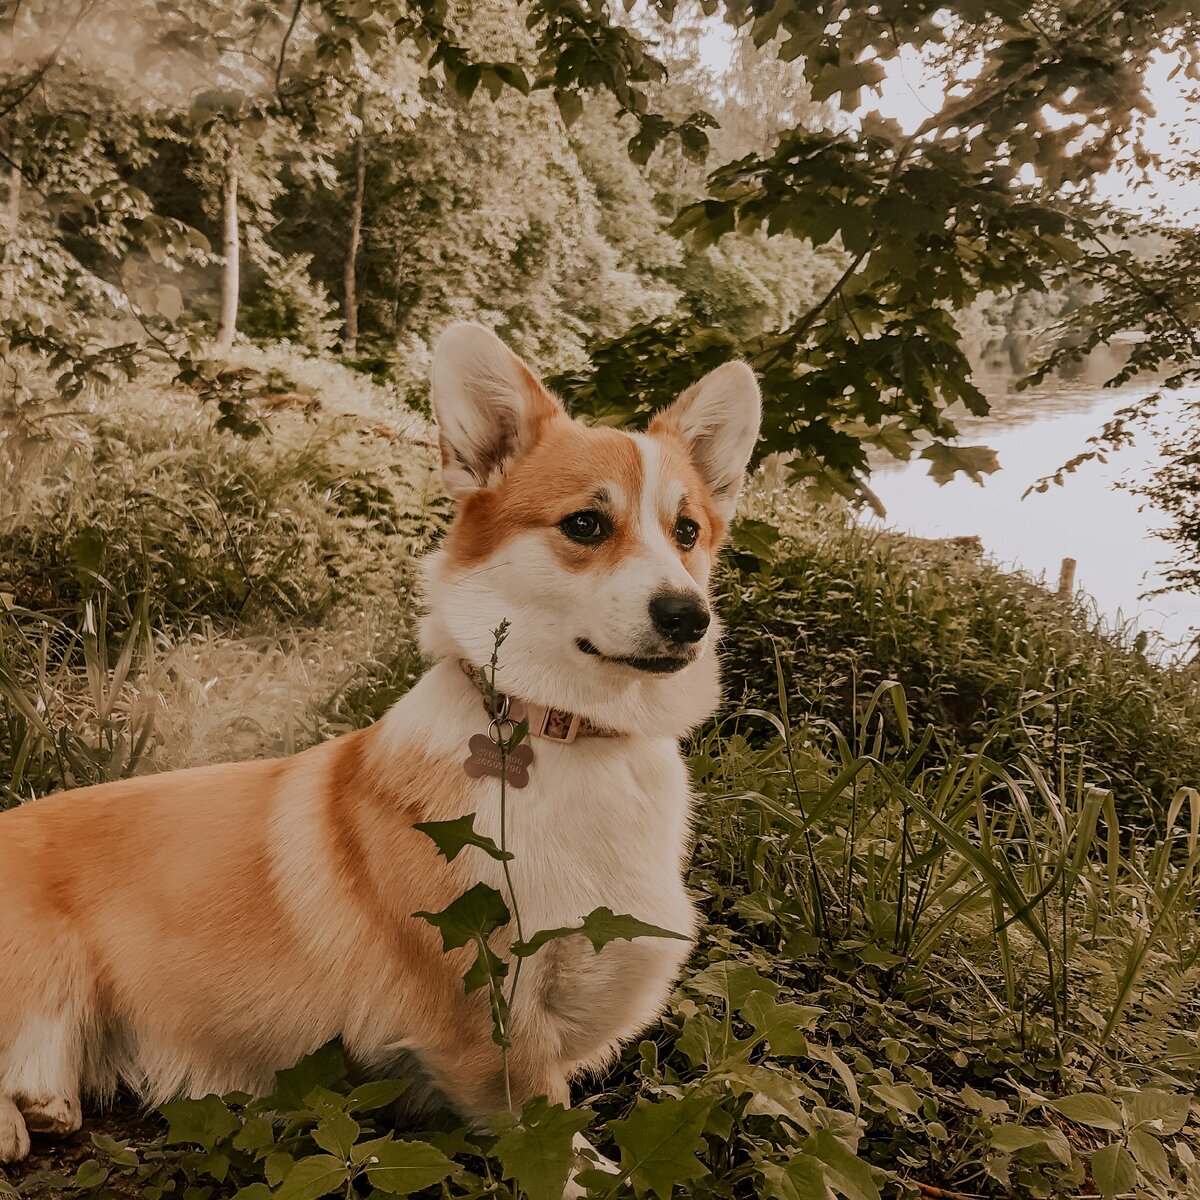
[650,592,711,645]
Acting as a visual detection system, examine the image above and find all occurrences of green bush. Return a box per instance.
[718,489,1200,821]
[241,253,343,354]
[0,383,432,631]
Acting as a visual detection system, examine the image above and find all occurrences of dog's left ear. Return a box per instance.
[649,361,762,522]
[431,323,563,497]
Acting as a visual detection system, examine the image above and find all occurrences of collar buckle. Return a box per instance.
[535,707,582,744]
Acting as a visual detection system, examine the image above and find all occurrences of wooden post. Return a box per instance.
[1057,557,1076,598]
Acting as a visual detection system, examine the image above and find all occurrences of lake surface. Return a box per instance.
[867,377,1200,654]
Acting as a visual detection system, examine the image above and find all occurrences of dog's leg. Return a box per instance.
[0,1097,30,1163]
[4,1010,86,1141]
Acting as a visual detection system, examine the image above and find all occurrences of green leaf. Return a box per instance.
[91,1132,139,1166]
[267,1042,348,1109]
[232,1186,273,1200]
[74,1161,109,1190]
[1091,1143,1138,1200]
[1121,1089,1190,1135]
[869,1082,922,1117]
[758,1155,828,1199]
[787,1154,830,1198]
[741,990,820,1057]
[1127,1128,1170,1182]
[272,1154,348,1200]
[731,518,782,562]
[512,907,688,957]
[492,1098,593,1200]
[990,1125,1072,1164]
[415,882,511,950]
[312,1112,360,1160]
[1047,1093,1123,1132]
[346,1079,410,1113]
[687,961,778,1008]
[920,442,1001,486]
[362,1139,456,1195]
[159,1094,240,1151]
[555,89,583,127]
[232,1116,276,1154]
[808,1128,879,1200]
[414,814,513,863]
[265,1151,295,1187]
[610,1091,716,1197]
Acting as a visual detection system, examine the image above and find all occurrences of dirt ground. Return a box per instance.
[0,1100,162,1194]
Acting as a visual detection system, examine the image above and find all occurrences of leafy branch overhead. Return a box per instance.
[558,0,1200,501]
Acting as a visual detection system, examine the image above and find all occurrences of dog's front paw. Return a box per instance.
[0,1098,31,1163]
[21,1093,83,1137]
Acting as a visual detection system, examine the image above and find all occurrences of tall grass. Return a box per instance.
[721,482,1200,821]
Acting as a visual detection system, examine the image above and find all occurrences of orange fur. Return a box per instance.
[0,723,519,1116]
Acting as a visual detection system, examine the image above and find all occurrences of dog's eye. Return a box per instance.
[674,517,700,551]
[560,510,609,544]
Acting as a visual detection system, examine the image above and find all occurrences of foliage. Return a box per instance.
[718,485,1200,821]
[5,660,1200,1200]
[1023,223,1200,595]
[7,0,1197,513]
[240,253,343,354]
[0,348,439,802]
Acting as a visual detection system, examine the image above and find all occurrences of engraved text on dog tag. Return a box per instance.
[463,734,533,788]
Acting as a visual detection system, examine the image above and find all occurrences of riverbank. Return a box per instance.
[870,376,1200,650]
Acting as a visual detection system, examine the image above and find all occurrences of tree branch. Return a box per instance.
[0,0,98,120]
[274,0,306,102]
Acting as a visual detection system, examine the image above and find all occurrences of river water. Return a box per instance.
[867,377,1200,654]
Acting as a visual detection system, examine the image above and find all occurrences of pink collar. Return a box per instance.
[459,660,617,743]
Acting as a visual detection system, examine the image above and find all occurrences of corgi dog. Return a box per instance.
[0,324,761,1169]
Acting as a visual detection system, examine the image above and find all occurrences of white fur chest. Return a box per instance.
[381,664,698,1068]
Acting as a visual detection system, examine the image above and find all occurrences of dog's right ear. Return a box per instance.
[430,323,563,498]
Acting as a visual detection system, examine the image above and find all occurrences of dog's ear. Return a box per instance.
[649,361,761,522]
[431,323,563,497]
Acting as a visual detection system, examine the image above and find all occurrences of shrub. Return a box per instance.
[241,253,343,354]
[718,486,1200,820]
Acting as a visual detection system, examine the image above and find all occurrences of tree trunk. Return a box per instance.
[5,161,19,235]
[214,146,240,354]
[342,132,366,355]
[2,151,20,311]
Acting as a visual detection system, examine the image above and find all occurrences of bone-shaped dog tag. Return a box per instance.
[463,734,533,788]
